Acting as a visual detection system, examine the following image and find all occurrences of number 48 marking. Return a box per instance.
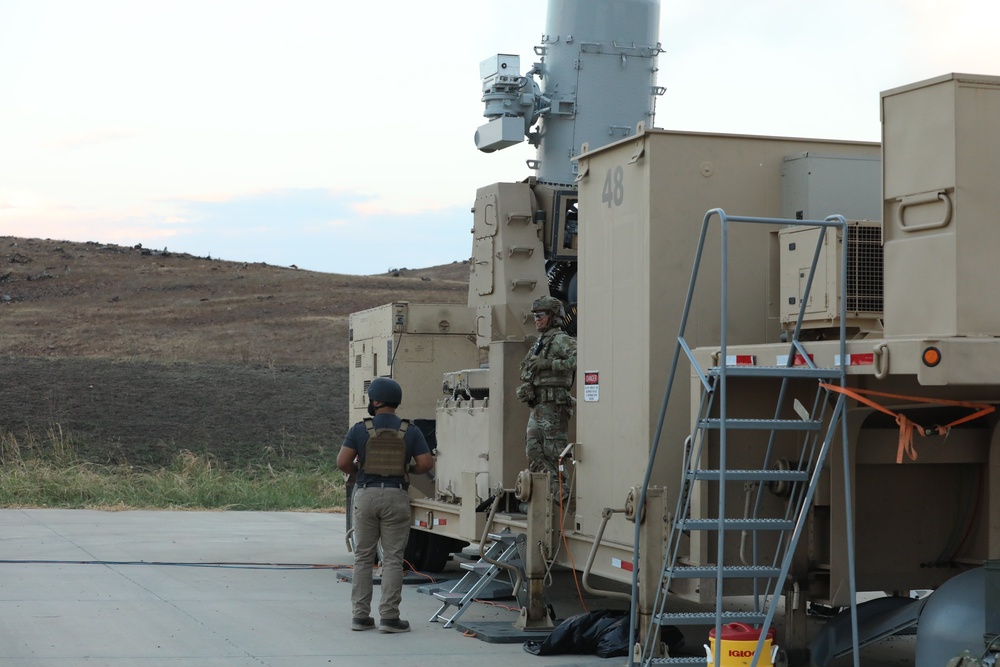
[602,166,624,208]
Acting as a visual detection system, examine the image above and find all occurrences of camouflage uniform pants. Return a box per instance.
[525,400,571,498]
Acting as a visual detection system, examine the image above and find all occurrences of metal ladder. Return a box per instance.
[429,530,524,628]
[628,210,860,667]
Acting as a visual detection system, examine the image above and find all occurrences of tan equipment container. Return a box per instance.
[882,73,1000,337]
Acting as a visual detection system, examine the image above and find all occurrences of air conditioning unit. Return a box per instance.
[778,221,883,333]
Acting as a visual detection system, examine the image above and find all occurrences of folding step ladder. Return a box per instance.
[629,211,860,667]
[429,530,524,628]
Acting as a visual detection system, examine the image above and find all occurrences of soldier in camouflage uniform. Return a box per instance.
[515,295,577,500]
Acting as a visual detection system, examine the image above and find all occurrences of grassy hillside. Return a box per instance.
[0,236,469,469]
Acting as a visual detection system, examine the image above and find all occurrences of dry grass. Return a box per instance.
[1,237,469,366]
[0,236,471,498]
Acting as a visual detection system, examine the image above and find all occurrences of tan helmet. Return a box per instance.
[531,295,565,324]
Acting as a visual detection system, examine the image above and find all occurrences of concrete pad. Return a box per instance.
[0,510,609,667]
[0,509,918,666]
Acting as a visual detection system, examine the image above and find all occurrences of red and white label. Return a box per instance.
[433,518,447,526]
[584,371,600,402]
[725,355,757,366]
[776,353,814,366]
[611,558,634,572]
[835,353,874,366]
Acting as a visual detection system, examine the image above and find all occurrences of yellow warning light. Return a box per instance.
[922,346,942,367]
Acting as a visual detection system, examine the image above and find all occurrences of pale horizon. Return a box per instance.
[2,0,997,274]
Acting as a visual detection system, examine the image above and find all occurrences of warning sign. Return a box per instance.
[583,371,599,402]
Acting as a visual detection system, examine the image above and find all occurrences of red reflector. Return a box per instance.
[777,353,814,366]
[726,355,756,366]
[611,558,634,572]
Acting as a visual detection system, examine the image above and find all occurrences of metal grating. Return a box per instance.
[355,355,362,368]
[844,222,883,314]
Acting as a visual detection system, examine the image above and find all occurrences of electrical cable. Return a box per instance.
[0,559,352,570]
[557,453,588,612]
[472,599,519,612]
[388,330,403,376]
[402,560,438,584]
[932,464,985,565]
[541,467,569,585]
[947,465,986,563]
[981,633,1000,660]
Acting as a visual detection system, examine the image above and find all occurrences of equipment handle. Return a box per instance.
[895,190,952,232]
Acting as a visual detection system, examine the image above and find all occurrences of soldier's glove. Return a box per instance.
[526,357,553,373]
[515,382,536,404]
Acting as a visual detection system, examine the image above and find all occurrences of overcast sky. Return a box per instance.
[1,0,997,275]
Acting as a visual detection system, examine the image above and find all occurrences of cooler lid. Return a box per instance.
[708,622,777,641]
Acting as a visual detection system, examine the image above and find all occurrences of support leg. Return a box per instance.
[515,472,556,631]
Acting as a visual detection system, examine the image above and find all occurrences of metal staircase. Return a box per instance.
[628,210,860,667]
[429,529,524,628]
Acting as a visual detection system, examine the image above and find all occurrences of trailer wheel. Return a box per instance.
[420,534,454,573]
[404,530,468,573]
[403,529,428,569]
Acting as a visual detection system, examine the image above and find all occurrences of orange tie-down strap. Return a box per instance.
[818,383,996,464]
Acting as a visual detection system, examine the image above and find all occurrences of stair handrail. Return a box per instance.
[582,507,632,602]
[746,215,848,610]
[628,210,859,667]
[479,487,523,598]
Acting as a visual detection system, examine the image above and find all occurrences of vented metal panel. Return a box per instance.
[845,222,883,314]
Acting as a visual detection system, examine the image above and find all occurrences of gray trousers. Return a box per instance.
[351,486,411,620]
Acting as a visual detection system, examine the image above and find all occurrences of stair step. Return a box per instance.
[676,518,794,531]
[653,610,766,626]
[649,658,707,665]
[460,562,494,574]
[687,469,809,482]
[665,565,782,579]
[635,215,857,667]
[709,365,841,379]
[432,591,467,603]
[698,418,821,431]
[488,531,517,544]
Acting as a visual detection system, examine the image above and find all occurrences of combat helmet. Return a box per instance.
[367,376,403,405]
[531,295,565,324]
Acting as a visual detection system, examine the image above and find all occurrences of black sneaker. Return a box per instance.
[378,618,410,633]
[351,617,375,631]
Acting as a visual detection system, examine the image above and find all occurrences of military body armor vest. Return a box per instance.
[522,331,575,388]
[360,418,409,477]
